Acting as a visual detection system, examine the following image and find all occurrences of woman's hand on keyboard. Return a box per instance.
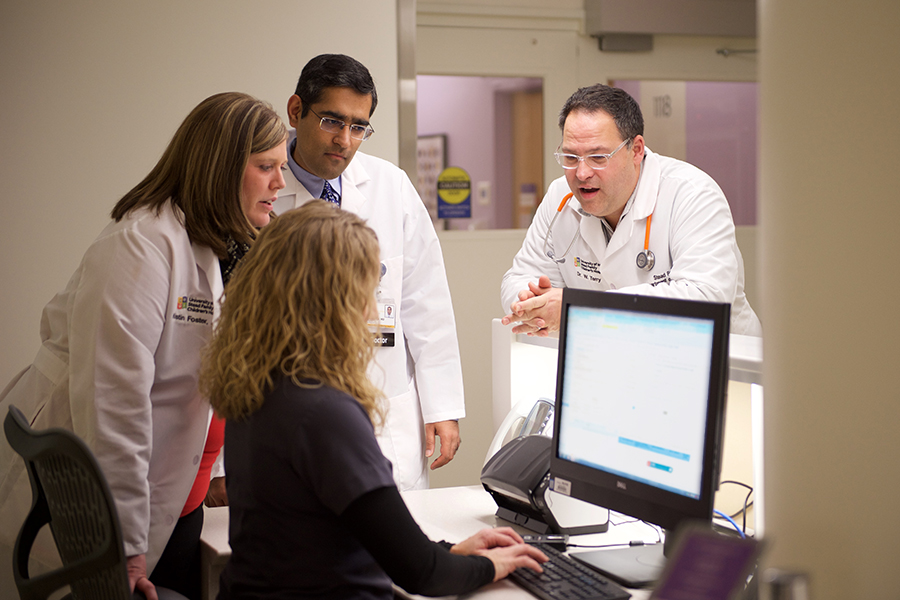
[450,527,548,582]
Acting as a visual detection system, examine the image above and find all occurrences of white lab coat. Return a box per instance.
[273,140,465,491]
[502,148,762,336]
[0,204,218,574]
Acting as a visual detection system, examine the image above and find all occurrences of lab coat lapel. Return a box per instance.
[580,213,608,260]
[273,156,370,214]
[605,150,660,258]
[194,244,223,324]
[604,214,633,258]
[339,154,371,213]
[273,172,313,214]
[632,150,660,222]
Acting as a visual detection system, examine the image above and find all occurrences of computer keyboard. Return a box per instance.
[508,542,632,600]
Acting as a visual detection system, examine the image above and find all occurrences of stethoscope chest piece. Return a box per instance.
[636,249,655,271]
[636,213,655,271]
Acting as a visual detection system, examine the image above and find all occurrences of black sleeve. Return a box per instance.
[339,486,495,596]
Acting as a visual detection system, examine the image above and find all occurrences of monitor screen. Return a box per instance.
[549,289,730,587]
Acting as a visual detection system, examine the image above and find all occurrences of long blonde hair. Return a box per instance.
[111,92,286,258]
[200,201,384,424]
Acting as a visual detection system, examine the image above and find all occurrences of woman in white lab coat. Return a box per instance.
[0,92,287,600]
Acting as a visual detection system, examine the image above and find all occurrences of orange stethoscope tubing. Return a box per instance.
[543,192,655,271]
[542,193,576,263]
[636,213,655,270]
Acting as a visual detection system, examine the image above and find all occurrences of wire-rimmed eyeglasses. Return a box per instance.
[554,138,630,170]
[309,107,374,141]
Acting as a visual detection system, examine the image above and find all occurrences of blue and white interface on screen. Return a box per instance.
[557,305,715,499]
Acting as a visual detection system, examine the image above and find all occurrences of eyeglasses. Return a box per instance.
[308,107,374,141]
[554,138,630,170]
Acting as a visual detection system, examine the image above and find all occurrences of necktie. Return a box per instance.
[320,180,341,206]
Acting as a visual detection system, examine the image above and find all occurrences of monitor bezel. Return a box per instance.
[549,289,730,533]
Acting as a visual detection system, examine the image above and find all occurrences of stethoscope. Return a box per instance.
[635,213,655,271]
[543,192,655,271]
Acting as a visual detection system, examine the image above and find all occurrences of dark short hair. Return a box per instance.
[558,84,644,143]
[294,54,378,117]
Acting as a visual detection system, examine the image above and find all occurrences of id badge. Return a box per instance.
[369,296,396,347]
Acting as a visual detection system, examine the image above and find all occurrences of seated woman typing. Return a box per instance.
[200,202,547,599]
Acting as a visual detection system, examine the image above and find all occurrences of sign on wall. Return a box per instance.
[437,167,472,219]
[417,134,447,221]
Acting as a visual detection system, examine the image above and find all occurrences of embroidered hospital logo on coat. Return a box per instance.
[172,294,214,326]
[574,257,601,275]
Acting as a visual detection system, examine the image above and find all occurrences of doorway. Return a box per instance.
[417,75,543,230]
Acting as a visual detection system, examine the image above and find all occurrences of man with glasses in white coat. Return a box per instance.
[501,84,761,336]
[271,54,464,491]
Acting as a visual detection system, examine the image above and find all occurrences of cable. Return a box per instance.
[566,541,662,550]
[720,480,754,534]
[570,515,662,550]
[714,509,745,538]
[730,500,754,521]
[613,516,662,543]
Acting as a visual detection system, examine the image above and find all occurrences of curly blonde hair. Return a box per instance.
[200,201,383,424]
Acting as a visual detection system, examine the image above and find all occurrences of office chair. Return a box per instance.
[4,404,187,600]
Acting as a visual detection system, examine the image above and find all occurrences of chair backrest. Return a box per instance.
[4,404,131,600]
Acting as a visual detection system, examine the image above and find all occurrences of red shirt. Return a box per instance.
[181,414,225,516]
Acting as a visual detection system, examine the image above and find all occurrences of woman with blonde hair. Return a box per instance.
[202,202,546,599]
[0,92,288,600]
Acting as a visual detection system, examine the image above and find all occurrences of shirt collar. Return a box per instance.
[288,137,342,199]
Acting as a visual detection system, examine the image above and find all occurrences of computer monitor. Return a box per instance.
[549,289,730,588]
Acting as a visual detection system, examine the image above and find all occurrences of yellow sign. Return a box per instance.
[437,167,471,205]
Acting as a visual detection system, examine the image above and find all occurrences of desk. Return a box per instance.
[398,485,653,600]
[199,486,656,600]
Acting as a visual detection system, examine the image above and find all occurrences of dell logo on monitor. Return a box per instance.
[617,481,627,490]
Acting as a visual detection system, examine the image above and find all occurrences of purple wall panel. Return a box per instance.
[417,75,497,228]
[615,80,758,226]
[686,81,757,226]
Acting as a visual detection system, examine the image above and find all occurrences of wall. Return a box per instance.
[417,76,499,229]
[759,1,900,598]
[0,0,400,390]
[433,229,528,486]
[618,79,759,227]
[686,81,757,226]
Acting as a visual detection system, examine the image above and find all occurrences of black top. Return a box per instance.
[218,377,493,599]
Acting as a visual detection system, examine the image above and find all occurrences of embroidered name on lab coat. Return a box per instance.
[574,256,604,283]
[650,271,672,287]
[172,295,214,326]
